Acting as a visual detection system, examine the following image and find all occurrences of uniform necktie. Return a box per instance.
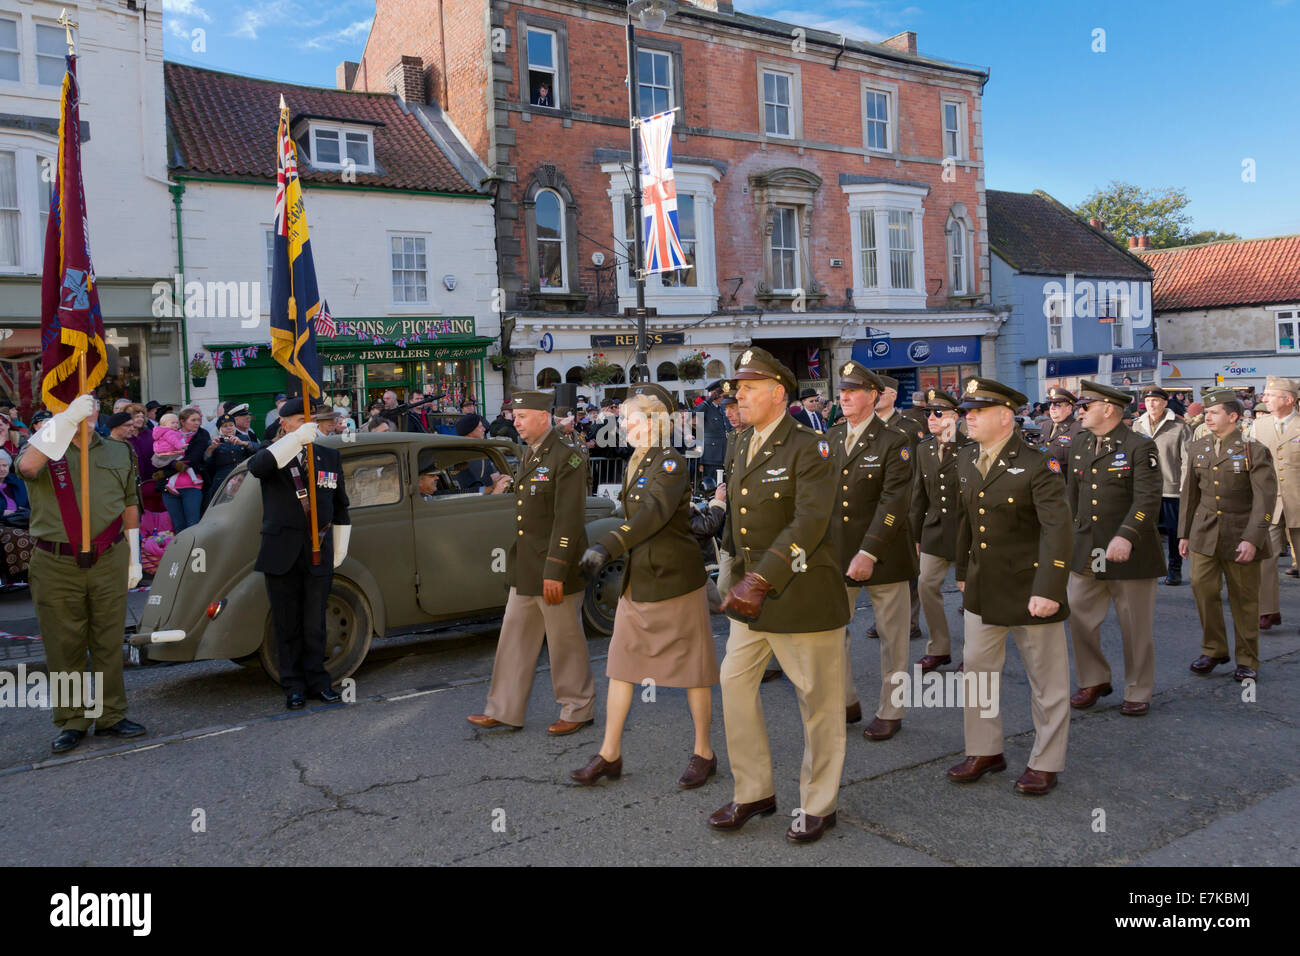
[1214,438,1222,457]
[977,448,994,478]
[747,431,765,466]
[628,448,646,479]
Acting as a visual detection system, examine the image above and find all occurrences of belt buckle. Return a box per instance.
[295,488,308,500]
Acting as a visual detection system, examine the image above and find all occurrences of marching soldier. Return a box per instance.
[247,397,351,709]
[715,388,747,599]
[949,378,1073,796]
[1251,376,1300,631]
[468,391,596,734]
[1042,386,1085,475]
[19,396,145,753]
[1132,385,1192,586]
[828,361,917,739]
[1180,388,1276,682]
[1065,381,1166,717]
[909,388,973,673]
[870,374,926,643]
[708,347,850,844]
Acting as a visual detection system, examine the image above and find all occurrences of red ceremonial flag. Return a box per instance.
[39,53,107,413]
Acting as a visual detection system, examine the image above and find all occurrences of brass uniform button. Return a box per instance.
[518,529,524,536]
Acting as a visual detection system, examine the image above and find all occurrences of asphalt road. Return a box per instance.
[1,571,1297,866]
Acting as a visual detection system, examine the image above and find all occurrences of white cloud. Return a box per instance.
[768,11,886,42]
[299,18,373,51]
[231,0,294,40]
[163,0,212,22]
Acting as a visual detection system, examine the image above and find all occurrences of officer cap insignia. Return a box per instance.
[818,440,830,459]
[928,389,936,401]
[1048,459,1061,473]
[842,363,854,377]
[664,458,677,472]
[966,379,979,394]
[742,349,754,365]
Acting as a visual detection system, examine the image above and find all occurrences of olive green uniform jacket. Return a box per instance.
[597,445,706,602]
[718,425,749,555]
[1065,425,1167,579]
[506,428,588,596]
[954,432,1073,627]
[1042,417,1085,475]
[827,416,917,585]
[882,408,927,457]
[725,416,849,634]
[1177,430,1276,562]
[909,433,973,561]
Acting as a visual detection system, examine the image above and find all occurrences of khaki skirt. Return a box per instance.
[607,586,718,688]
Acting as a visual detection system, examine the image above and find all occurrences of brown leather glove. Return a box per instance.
[722,572,771,622]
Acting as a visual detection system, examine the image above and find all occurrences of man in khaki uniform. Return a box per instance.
[949,378,1073,796]
[1252,376,1300,631]
[18,395,145,754]
[1065,381,1165,717]
[708,347,850,844]
[827,360,916,739]
[468,391,596,734]
[1181,388,1276,682]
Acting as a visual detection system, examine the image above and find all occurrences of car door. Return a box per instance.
[338,444,420,625]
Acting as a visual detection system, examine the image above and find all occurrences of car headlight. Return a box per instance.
[206,599,225,620]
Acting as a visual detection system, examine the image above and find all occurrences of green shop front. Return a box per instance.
[208,317,492,426]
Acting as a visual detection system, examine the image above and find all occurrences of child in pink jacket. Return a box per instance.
[152,413,203,494]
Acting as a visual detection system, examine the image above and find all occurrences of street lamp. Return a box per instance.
[625,0,676,384]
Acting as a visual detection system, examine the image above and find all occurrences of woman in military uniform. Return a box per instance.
[572,383,719,789]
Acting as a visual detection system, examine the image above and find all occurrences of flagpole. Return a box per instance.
[77,352,90,564]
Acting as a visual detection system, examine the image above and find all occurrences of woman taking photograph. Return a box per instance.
[572,382,718,789]
[203,412,256,491]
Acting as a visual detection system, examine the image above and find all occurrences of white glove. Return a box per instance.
[126,528,142,589]
[332,524,351,568]
[33,393,96,461]
[267,421,320,468]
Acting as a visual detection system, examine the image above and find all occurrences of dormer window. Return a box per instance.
[307,122,374,174]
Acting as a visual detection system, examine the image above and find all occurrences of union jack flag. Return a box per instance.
[231,349,246,369]
[314,299,338,338]
[807,347,821,380]
[211,351,224,371]
[638,110,688,276]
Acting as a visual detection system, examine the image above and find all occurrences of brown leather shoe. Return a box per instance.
[570,753,622,785]
[707,796,776,830]
[761,667,783,683]
[678,753,717,790]
[1233,665,1258,682]
[845,701,863,724]
[1119,700,1149,716]
[918,654,951,673]
[1260,612,1281,630]
[466,713,518,729]
[787,811,837,844]
[1286,567,1299,577]
[547,718,594,736]
[1014,768,1058,795]
[1190,654,1230,675]
[947,754,1007,783]
[863,717,901,741]
[1069,682,1113,709]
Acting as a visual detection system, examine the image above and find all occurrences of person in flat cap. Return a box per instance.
[246,394,351,709]
[570,380,719,789]
[947,376,1073,795]
[706,346,850,844]
[1180,388,1277,683]
[791,388,827,434]
[699,378,733,477]
[468,390,597,735]
[1042,385,1084,476]
[1250,376,1300,629]
[1064,381,1166,717]
[909,388,974,673]
[1133,385,1193,585]
[825,360,917,740]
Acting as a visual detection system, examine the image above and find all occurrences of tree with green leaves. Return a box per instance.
[1074,181,1193,248]
[1181,229,1242,246]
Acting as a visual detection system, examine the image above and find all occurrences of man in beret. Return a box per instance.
[708,347,850,843]
[247,397,351,709]
[468,391,596,734]
[909,388,973,672]
[1042,386,1085,476]
[1132,385,1193,586]
[1251,376,1300,630]
[1065,381,1166,716]
[949,377,1073,795]
[868,373,925,643]
[1181,389,1277,682]
[828,361,917,739]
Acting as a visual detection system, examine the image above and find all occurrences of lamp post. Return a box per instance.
[625,0,672,384]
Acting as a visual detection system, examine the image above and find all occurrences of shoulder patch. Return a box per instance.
[1148,451,1159,469]
[568,453,582,469]
[817,440,830,459]
[899,447,910,462]
[663,458,677,473]
[1048,458,1061,474]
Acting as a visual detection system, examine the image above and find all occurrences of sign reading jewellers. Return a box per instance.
[852,336,981,368]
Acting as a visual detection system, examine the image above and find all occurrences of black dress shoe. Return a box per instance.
[1189,654,1229,675]
[1233,665,1258,683]
[286,693,306,710]
[909,627,924,641]
[94,719,146,738]
[1163,572,1182,586]
[51,729,85,753]
[313,687,342,703]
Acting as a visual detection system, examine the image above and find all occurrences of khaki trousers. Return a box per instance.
[1067,572,1158,703]
[845,581,911,719]
[1259,522,1300,615]
[1190,551,1260,669]
[917,552,954,657]
[962,611,1070,773]
[720,619,846,817]
[484,588,595,727]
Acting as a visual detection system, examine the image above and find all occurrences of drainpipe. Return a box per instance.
[169,181,191,404]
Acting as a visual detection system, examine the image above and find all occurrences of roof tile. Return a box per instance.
[987,189,1152,280]
[1137,235,1300,311]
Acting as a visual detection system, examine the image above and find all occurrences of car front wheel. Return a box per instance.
[258,577,374,685]
[581,556,624,637]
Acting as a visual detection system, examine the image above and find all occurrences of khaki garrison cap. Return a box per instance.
[1265,375,1299,398]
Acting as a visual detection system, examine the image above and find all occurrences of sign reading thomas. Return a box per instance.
[852,336,981,368]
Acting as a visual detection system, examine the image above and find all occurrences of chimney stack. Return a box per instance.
[386,55,427,104]
[1138,235,1150,249]
[1128,236,1139,249]
[881,31,918,55]
[1089,218,1103,230]
[337,61,359,91]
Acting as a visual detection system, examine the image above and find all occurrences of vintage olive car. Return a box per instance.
[133,433,627,682]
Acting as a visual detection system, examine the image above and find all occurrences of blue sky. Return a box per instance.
[162,0,1300,239]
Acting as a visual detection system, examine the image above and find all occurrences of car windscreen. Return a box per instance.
[208,463,252,508]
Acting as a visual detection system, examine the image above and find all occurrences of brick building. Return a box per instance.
[349,0,1002,404]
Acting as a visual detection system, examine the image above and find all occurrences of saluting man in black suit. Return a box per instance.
[247,397,351,710]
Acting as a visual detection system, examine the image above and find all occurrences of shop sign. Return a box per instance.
[322,345,487,363]
[335,317,476,341]
[853,335,981,368]
[1113,350,1159,372]
[591,332,686,348]
[1045,356,1099,377]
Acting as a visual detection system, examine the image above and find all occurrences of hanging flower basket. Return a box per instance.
[675,349,710,382]
[189,353,212,389]
[582,352,619,386]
